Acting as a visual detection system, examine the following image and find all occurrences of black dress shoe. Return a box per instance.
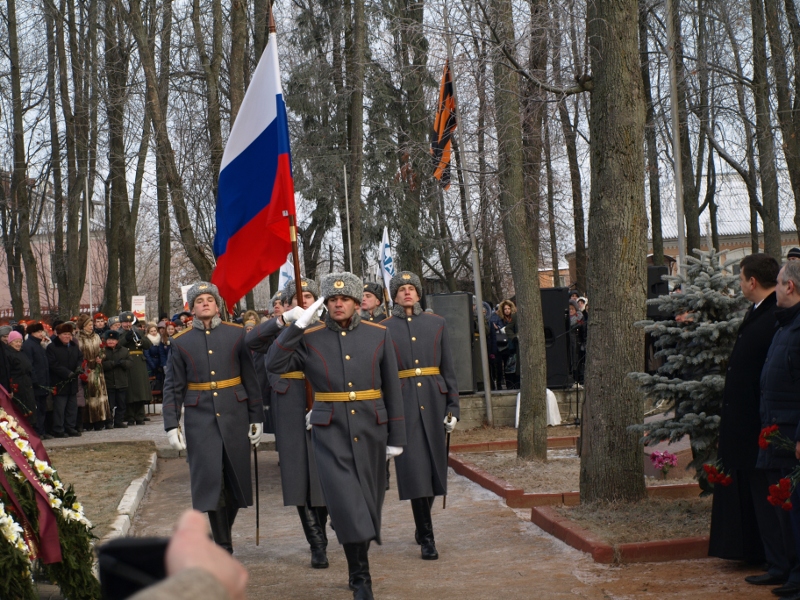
[747,574,788,586]
[53,432,68,438]
[773,583,800,596]
[66,429,82,437]
[115,422,128,428]
[41,433,53,440]
[143,416,151,421]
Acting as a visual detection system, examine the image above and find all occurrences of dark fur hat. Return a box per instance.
[362,281,384,303]
[55,322,74,335]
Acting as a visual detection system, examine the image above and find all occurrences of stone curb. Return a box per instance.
[100,451,158,543]
[530,506,710,564]
[449,453,700,509]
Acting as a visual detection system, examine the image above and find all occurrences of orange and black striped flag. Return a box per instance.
[431,59,457,190]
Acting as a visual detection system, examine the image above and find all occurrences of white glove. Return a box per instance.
[386,445,404,459]
[167,428,186,451]
[281,306,305,326]
[444,415,458,433]
[296,296,326,329]
[500,326,506,334]
[305,411,312,430]
[248,423,263,447]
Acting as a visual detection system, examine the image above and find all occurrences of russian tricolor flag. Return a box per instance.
[211,30,296,309]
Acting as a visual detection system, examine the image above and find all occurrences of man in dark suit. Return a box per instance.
[710,253,779,566]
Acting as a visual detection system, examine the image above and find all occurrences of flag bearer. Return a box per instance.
[162,282,264,553]
[383,271,459,560]
[267,273,406,600]
[245,277,330,569]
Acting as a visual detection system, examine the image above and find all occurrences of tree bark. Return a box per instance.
[750,0,782,259]
[580,0,647,503]
[490,0,548,459]
[544,109,560,287]
[8,0,41,318]
[344,0,365,275]
[156,0,172,317]
[639,0,663,267]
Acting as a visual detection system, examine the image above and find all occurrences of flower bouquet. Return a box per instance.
[650,450,678,479]
[703,460,733,486]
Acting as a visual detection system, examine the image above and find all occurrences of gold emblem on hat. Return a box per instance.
[364,284,369,289]
[301,281,308,287]
[334,280,345,289]
[402,273,411,280]
[199,284,208,289]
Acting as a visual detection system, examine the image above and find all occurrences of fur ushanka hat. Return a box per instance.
[321,272,363,303]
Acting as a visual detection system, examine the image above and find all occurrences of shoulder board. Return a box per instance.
[171,328,191,340]
[303,324,326,335]
[361,321,386,330]
[221,321,243,328]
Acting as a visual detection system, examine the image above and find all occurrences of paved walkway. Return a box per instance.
[39,417,771,598]
[132,453,769,599]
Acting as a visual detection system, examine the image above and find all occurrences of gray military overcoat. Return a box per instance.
[163,320,263,512]
[267,314,406,545]
[121,328,152,404]
[246,318,325,508]
[384,308,460,500]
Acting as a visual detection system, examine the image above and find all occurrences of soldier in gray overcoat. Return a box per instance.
[246,277,330,569]
[162,282,264,553]
[267,272,406,600]
[118,311,152,425]
[359,281,386,323]
[384,271,460,560]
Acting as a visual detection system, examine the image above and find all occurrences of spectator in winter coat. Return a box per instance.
[22,322,51,438]
[145,323,164,391]
[102,329,131,428]
[46,323,83,437]
[497,300,519,389]
[6,331,35,419]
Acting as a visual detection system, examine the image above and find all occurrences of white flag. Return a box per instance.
[379,227,395,303]
[278,254,294,292]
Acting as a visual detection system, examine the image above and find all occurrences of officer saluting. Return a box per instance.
[359,281,386,322]
[245,277,330,569]
[383,271,459,560]
[162,282,264,553]
[267,273,406,600]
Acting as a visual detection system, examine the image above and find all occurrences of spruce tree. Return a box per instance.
[629,249,747,484]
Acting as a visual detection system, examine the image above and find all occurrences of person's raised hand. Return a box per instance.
[165,510,248,600]
[295,296,325,329]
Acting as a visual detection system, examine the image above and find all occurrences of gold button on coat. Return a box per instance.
[341,332,346,336]
[354,437,358,442]
[205,330,210,335]
[407,317,412,321]
[210,371,215,375]
[417,382,422,387]
[348,391,356,400]
[208,350,213,354]
[348,382,353,387]
[216,413,221,416]
[415,360,419,364]
[411,337,416,341]
[345,355,351,360]
[351,409,356,415]
[213,392,218,397]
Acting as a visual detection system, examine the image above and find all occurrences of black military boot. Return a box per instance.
[297,506,329,568]
[207,510,233,554]
[385,459,391,491]
[411,497,438,560]
[343,542,373,600]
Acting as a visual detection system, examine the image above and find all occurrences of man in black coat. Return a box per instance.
[22,322,51,438]
[749,259,800,595]
[46,322,83,438]
[710,253,778,566]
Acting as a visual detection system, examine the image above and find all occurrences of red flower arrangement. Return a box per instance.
[703,460,733,486]
[759,425,792,450]
[768,475,799,511]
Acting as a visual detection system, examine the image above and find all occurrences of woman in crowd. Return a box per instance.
[75,314,111,431]
[6,331,36,419]
[158,321,175,370]
[497,300,519,389]
[145,322,164,392]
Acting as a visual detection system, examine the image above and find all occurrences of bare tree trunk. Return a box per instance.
[7,0,41,318]
[490,0,548,459]
[580,0,647,503]
[544,109,560,287]
[639,0,663,266]
[122,0,214,280]
[750,0,782,259]
[766,0,800,242]
[345,0,365,275]
[156,0,171,317]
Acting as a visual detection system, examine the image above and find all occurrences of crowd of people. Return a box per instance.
[0,310,194,439]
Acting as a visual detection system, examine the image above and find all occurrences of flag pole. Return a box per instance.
[442,7,493,423]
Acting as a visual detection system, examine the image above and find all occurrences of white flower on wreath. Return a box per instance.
[2,453,15,471]
[0,500,31,562]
